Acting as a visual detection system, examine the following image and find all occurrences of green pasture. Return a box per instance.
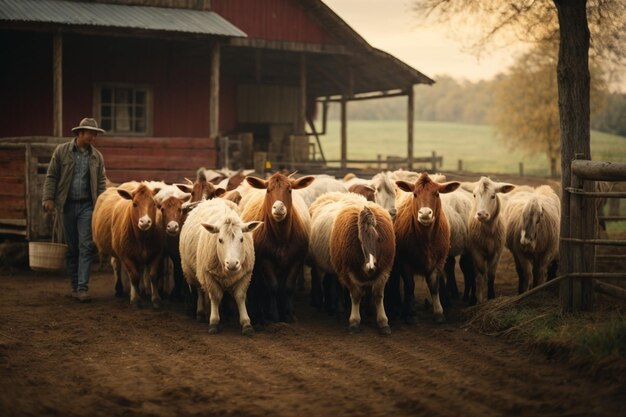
[318,120,626,177]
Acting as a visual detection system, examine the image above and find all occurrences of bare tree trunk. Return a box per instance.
[555,0,595,311]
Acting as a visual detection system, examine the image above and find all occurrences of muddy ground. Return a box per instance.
[1,244,624,417]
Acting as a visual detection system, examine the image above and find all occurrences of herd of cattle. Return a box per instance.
[91,168,561,335]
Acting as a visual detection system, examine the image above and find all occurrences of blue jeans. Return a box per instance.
[62,200,94,292]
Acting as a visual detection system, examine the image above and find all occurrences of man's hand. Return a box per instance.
[43,200,55,212]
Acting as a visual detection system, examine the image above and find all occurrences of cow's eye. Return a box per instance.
[491,194,496,199]
[133,202,137,208]
[240,237,243,243]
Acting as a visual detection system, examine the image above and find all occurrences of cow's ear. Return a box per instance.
[242,221,263,233]
[291,176,315,190]
[118,189,133,200]
[396,181,414,193]
[178,193,192,203]
[201,223,220,234]
[497,183,516,194]
[246,176,267,189]
[175,183,192,193]
[439,181,461,194]
[151,187,161,197]
[214,187,226,197]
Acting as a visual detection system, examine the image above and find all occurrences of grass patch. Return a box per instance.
[466,292,626,382]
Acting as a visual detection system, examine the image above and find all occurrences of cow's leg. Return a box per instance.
[400,262,416,323]
[472,252,487,304]
[487,251,501,300]
[372,277,391,335]
[310,263,323,309]
[347,282,363,334]
[123,259,141,308]
[186,284,197,319]
[460,253,475,302]
[514,255,527,294]
[233,281,254,336]
[112,257,124,298]
[426,270,445,323]
[196,287,207,323]
[148,256,163,309]
[261,261,280,322]
[283,263,303,323]
[444,256,460,300]
[324,273,341,316]
[533,256,549,289]
[384,261,402,321]
[207,284,223,334]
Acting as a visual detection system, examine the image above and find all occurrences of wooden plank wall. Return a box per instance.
[96,137,217,183]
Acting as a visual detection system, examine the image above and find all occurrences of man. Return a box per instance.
[43,118,107,302]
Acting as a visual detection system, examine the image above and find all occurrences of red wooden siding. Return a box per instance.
[0,148,26,220]
[0,31,53,137]
[63,35,213,138]
[211,0,337,44]
[96,137,217,183]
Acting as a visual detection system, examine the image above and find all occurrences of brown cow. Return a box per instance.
[330,203,395,334]
[241,173,314,323]
[93,182,163,308]
[391,172,460,323]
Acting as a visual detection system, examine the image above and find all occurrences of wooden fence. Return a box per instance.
[560,159,626,312]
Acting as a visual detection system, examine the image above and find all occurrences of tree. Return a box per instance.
[490,43,606,177]
[412,0,625,309]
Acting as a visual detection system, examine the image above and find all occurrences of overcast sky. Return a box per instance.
[323,0,529,83]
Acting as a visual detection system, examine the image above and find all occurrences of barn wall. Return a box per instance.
[0,31,53,137]
[63,35,212,138]
[211,0,337,44]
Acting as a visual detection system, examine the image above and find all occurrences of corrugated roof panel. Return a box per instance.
[0,0,247,37]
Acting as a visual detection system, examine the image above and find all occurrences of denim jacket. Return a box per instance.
[42,139,107,211]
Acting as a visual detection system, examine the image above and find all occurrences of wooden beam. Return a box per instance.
[571,160,626,181]
[407,85,414,170]
[52,33,63,137]
[229,38,349,54]
[340,99,347,169]
[298,53,306,135]
[209,41,220,140]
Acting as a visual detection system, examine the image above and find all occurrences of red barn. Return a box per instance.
[0,0,432,239]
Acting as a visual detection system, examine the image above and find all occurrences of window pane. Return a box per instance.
[115,89,131,104]
[101,88,111,103]
[135,90,145,105]
[101,119,111,131]
[115,103,131,131]
[135,106,144,118]
[134,119,146,133]
[101,105,111,118]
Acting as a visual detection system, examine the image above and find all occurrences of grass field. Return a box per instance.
[318,120,626,176]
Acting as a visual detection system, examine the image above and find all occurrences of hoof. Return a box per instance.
[378,325,392,336]
[208,324,220,335]
[195,314,205,323]
[241,325,255,337]
[348,324,361,334]
[433,314,446,324]
[152,300,162,310]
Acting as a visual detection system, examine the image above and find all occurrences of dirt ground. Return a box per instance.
[1,246,624,417]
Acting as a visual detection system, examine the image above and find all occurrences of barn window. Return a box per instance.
[94,84,153,135]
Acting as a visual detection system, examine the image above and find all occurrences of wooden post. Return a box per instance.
[52,33,63,137]
[377,154,382,170]
[209,41,220,140]
[298,53,306,135]
[431,151,437,172]
[407,86,414,170]
[519,162,524,176]
[340,98,347,169]
[458,159,463,172]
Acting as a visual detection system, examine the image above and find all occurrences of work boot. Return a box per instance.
[77,291,91,303]
[70,290,79,299]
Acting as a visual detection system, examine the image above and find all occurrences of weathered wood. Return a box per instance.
[571,160,626,181]
[209,41,220,140]
[340,99,347,169]
[52,34,63,137]
[298,53,307,135]
[407,86,414,170]
[594,280,626,300]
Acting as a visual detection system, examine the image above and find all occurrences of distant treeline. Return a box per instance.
[326,75,626,137]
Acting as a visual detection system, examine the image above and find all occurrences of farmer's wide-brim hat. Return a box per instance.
[72,118,105,134]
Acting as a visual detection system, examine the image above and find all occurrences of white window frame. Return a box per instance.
[93,83,154,136]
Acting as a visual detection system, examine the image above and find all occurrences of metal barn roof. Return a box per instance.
[0,0,246,37]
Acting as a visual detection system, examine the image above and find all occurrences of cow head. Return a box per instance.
[246,173,315,223]
[157,194,191,237]
[463,177,515,223]
[176,181,225,203]
[396,172,460,227]
[202,216,262,272]
[371,171,397,219]
[117,183,160,232]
